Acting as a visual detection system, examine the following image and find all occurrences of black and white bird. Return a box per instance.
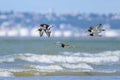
[87,24,105,36]
[56,42,72,48]
[37,24,53,37]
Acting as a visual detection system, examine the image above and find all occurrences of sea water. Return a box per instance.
[0,37,120,80]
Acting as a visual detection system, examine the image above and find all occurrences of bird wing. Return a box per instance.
[39,30,44,37]
[45,30,51,37]
[90,31,101,37]
[40,24,49,27]
[93,32,99,36]
[92,24,102,31]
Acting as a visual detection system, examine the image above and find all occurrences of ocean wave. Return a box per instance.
[0,50,120,65]
[0,57,15,63]
[16,51,120,65]
[23,63,93,71]
[1,69,120,76]
[28,65,63,71]
[62,50,120,57]
[0,50,120,77]
[61,63,93,70]
[0,70,13,77]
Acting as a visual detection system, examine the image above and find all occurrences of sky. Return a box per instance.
[0,0,120,14]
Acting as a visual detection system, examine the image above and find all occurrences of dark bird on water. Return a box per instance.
[56,42,73,48]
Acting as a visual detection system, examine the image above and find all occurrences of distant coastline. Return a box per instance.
[0,11,120,37]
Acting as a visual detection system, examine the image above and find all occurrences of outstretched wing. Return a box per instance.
[39,30,44,37]
[45,30,51,37]
[90,32,101,37]
[87,27,93,32]
[92,24,102,31]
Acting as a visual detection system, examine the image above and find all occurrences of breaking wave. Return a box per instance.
[0,50,120,77]
[0,50,120,65]
[0,70,13,77]
[0,68,120,77]
[17,50,120,65]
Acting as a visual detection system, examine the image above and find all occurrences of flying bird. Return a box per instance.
[56,42,73,48]
[37,24,53,37]
[87,24,105,37]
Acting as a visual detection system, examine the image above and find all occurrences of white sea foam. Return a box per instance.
[61,63,93,70]
[0,70,13,77]
[0,50,120,65]
[0,57,15,63]
[16,51,120,65]
[24,63,93,71]
[62,50,120,57]
[29,65,63,71]
[99,50,120,56]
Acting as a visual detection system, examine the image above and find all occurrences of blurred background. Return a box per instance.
[0,0,120,38]
[0,0,120,78]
